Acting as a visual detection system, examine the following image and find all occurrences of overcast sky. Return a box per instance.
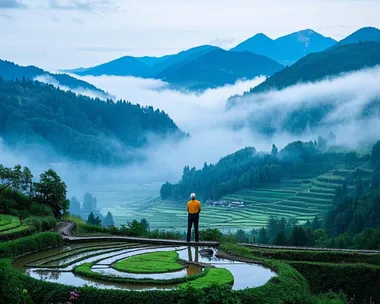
[1,0,380,70]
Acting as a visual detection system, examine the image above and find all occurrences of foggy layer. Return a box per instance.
[1,67,380,199]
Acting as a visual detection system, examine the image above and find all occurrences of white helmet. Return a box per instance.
[190,193,196,199]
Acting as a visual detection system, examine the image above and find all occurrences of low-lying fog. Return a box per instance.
[2,66,380,201]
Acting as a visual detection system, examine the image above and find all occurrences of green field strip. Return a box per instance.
[237,189,297,196]
[296,191,335,199]
[243,205,311,216]
[0,215,21,232]
[309,187,336,194]
[285,198,332,208]
[290,195,332,204]
[33,244,138,266]
[311,180,341,189]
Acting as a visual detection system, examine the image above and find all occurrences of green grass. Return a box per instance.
[177,268,233,289]
[113,251,185,273]
[74,261,207,285]
[0,215,20,232]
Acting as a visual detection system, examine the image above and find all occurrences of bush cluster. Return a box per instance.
[0,232,63,258]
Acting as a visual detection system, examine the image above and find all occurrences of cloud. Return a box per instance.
[33,74,112,100]
[0,13,13,19]
[49,0,113,11]
[208,36,237,49]
[75,66,380,184]
[72,18,83,24]
[0,0,26,9]
[51,15,60,22]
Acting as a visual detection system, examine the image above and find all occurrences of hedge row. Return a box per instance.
[0,225,36,241]
[248,247,380,265]
[0,232,63,258]
[221,244,312,304]
[289,261,380,303]
[0,216,57,241]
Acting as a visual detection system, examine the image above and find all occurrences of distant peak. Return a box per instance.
[356,26,380,32]
[295,29,318,36]
[254,33,270,38]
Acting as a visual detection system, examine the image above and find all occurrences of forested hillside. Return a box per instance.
[161,141,322,201]
[0,59,107,96]
[247,41,380,93]
[333,27,380,48]
[0,78,183,164]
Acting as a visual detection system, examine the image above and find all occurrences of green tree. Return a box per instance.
[274,231,287,245]
[21,166,33,195]
[271,144,278,156]
[371,141,380,169]
[0,164,13,193]
[311,216,321,231]
[87,212,101,225]
[258,227,269,244]
[141,218,150,231]
[235,229,248,242]
[103,211,115,227]
[34,169,69,217]
[11,164,22,191]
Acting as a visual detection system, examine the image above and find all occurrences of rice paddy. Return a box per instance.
[68,154,370,231]
[14,242,275,291]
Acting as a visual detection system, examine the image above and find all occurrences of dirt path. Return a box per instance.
[63,235,219,247]
[239,243,380,254]
[57,221,75,236]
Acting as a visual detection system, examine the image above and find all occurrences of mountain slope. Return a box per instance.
[68,45,219,79]
[157,49,284,90]
[334,27,380,47]
[231,29,337,65]
[249,41,380,93]
[72,56,152,77]
[0,79,184,164]
[149,45,219,75]
[0,59,107,96]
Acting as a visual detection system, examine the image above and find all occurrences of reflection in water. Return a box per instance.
[16,243,276,291]
[186,246,201,275]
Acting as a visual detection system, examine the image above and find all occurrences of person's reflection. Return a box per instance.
[186,246,201,275]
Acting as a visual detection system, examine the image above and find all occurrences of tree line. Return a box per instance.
[0,78,183,164]
[161,140,326,201]
[0,164,68,218]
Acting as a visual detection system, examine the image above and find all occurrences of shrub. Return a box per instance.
[199,228,224,242]
[0,259,24,304]
[29,202,53,216]
[0,232,63,258]
[22,216,57,231]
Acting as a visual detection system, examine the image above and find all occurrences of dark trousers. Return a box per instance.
[187,213,199,242]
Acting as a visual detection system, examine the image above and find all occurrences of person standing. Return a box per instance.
[187,193,201,242]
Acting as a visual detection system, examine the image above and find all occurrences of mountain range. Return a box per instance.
[0,59,108,98]
[66,45,283,91]
[227,27,380,106]
[65,27,379,92]
[230,29,337,65]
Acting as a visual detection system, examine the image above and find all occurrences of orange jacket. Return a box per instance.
[187,199,201,214]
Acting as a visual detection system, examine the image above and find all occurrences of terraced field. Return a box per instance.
[13,241,275,291]
[71,154,372,231]
[0,215,20,232]
[219,156,348,228]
